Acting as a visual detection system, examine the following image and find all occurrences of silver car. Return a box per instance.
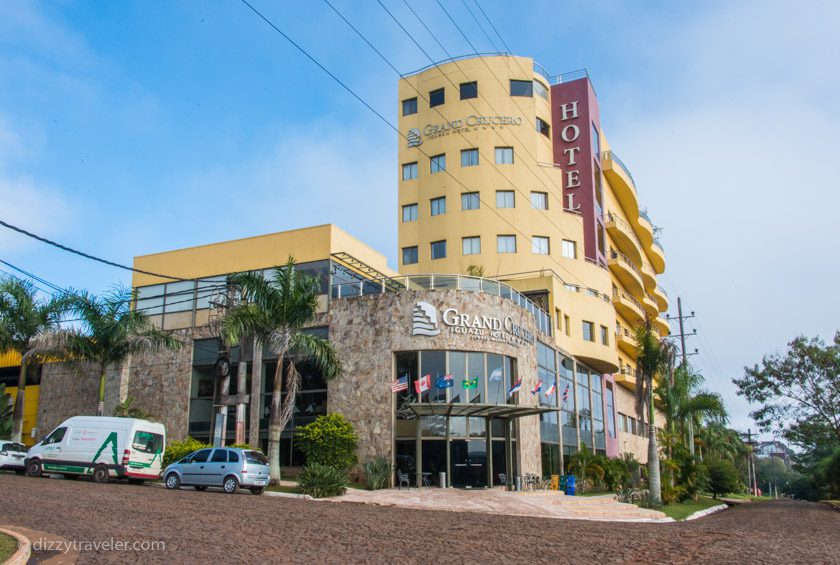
[0,440,27,474]
[163,447,270,495]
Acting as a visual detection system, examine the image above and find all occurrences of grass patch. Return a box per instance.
[654,496,724,521]
[712,492,772,502]
[0,532,18,562]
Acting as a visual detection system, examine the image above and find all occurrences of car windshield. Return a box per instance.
[244,451,268,465]
[3,442,26,452]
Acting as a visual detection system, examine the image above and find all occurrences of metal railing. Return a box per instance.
[331,274,552,336]
[612,288,644,313]
[601,150,637,192]
[609,250,642,278]
[532,61,552,83]
[605,212,646,254]
[401,52,510,78]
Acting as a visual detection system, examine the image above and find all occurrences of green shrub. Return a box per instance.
[363,456,391,490]
[297,463,349,498]
[707,459,739,499]
[163,437,211,467]
[296,413,358,470]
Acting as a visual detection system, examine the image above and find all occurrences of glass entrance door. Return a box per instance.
[450,439,487,488]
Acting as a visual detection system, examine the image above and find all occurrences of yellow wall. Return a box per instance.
[4,385,39,447]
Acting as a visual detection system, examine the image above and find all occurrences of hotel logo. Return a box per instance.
[406,128,423,148]
[412,301,440,336]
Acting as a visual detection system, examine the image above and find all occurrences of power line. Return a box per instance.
[0,218,185,282]
[459,0,500,52]
[471,0,513,54]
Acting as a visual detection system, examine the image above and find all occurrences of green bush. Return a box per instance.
[163,437,211,467]
[296,413,358,470]
[707,459,739,499]
[363,456,391,490]
[297,463,349,498]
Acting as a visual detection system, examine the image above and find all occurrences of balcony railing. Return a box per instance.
[613,288,644,313]
[606,212,645,255]
[601,150,637,192]
[653,237,664,251]
[331,273,552,336]
[609,250,642,278]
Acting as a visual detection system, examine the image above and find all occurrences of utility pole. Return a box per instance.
[666,297,699,454]
[741,429,759,496]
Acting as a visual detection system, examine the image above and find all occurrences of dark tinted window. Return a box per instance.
[431,240,447,260]
[402,97,418,116]
[537,117,550,137]
[228,451,240,463]
[245,451,269,465]
[43,427,67,445]
[510,80,533,97]
[460,81,477,100]
[211,449,228,462]
[429,88,445,107]
[192,449,212,463]
[132,431,164,454]
[2,442,26,452]
[402,246,418,265]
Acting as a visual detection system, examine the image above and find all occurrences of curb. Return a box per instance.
[0,527,31,565]
[683,504,728,521]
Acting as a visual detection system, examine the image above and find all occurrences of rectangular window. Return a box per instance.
[561,239,577,259]
[461,192,480,211]
[533,80,548,100]
[430,240,447,260]
[402,246,418,265]
[462,236,480,255]
[430,154,446,174]
[496,190,515,208]
[402,162,418,181]
[582,321,595,342]
[495,147,514,164]
[402,203,418,223]
[532,236,549,255]
[530,191,548,210]
[592,122,600,156]
[510,80,533,97]
[460,81,477,100]
[536,117,550,137]
[497,235,516,253]
[402,97,418,116]
[460,148,479,167]
[600,325,609,345]
[429,87,445,107]
[564,315,570,337]
[430,196,446,216]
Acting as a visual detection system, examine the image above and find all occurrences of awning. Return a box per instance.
[406,402,556,419]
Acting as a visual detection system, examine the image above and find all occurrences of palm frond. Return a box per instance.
[292,331,342,381]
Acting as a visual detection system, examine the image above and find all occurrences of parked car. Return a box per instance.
[163,447,270,495]
[0,440,27,474]
[25,416,166,484]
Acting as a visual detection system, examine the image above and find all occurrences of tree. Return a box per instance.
[0,384,13,438]
[113,396,154,420]
[633,319,675,507]
[568,444,605,493]
[465,264,485,277]
[30,287,181,416]
[0,277,69,441]
[707,458,739,499]
[222,257,341,485]
[733,332,840,444]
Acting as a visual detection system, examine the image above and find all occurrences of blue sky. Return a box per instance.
[2,1,838,438]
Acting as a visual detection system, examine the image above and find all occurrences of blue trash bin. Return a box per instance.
[565,475,577,496]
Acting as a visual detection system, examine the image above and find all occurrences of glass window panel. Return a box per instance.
[461,192,480,210]
[495,190,515,208]
[135,284,164,315]
[536,117,550,137]
[494,147,513,164]
[402,246,418,265]
[486,353,506,405]
[402,97,418,116]
[430,154,446,174]
[533,80,548,100]
[430,240,447,260]
[466,352,485,404]
[530,192,548,210]
[460,81,477,100]
[532,236,549,255]
[462,236,480,255]
[420,350,446,403]
[429,87,445,107]
[431,197,446,216]
[497,235,516,253]
[402,162,418,181]
[510,79,533,97]
[402,204,418,223]
[461,148,479,167]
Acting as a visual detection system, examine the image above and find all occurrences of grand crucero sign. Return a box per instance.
[411,301,535,347]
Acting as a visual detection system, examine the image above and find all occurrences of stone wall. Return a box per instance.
[328,289,544,476]
[37,362,117,438]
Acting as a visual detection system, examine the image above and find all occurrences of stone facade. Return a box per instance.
[328,289,545,477]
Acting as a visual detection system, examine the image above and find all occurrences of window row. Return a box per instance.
[581,321,611,345]
[401,148,514,179]
[402,235,554,264]
[401,79,549,115]
[400,191,553,220]
[618,412,649,438]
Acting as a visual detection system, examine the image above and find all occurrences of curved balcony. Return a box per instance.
[653,315,670,336]
[605,212,643,266]
[640,262,656,291]
[615,325,637,357]
[650,237,666,274]
[653,285,669,312]
[612,289,644,327]
[608,250,644,299]
[643,293,659,318]
[331,273,553,336]
[636,208,655,248]
[615,365,637,389]
[601,151,639,220]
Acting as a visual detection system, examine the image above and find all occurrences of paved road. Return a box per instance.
[1,474,837,564]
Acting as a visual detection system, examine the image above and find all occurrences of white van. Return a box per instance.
[25,416,166,484]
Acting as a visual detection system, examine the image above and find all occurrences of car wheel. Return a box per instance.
[165,473,181,490]
[26,459,42,478]
[250,487,265,495]
[223,475,239,494]
[128,478,145,486]
[194,486,208,491]
[92,464,110,483]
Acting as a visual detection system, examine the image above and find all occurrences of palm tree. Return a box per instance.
[568,444,605,493]
[30,287,181,416]
[0,277,69,441]
[633,319,675,507]
[222,257,341,484]
[655,364,728,456]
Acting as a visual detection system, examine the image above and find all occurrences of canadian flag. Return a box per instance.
[415,374,432,394]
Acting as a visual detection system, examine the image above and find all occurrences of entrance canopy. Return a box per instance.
[407,402,556,419]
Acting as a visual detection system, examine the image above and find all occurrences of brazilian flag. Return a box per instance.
[462,377,478,389]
